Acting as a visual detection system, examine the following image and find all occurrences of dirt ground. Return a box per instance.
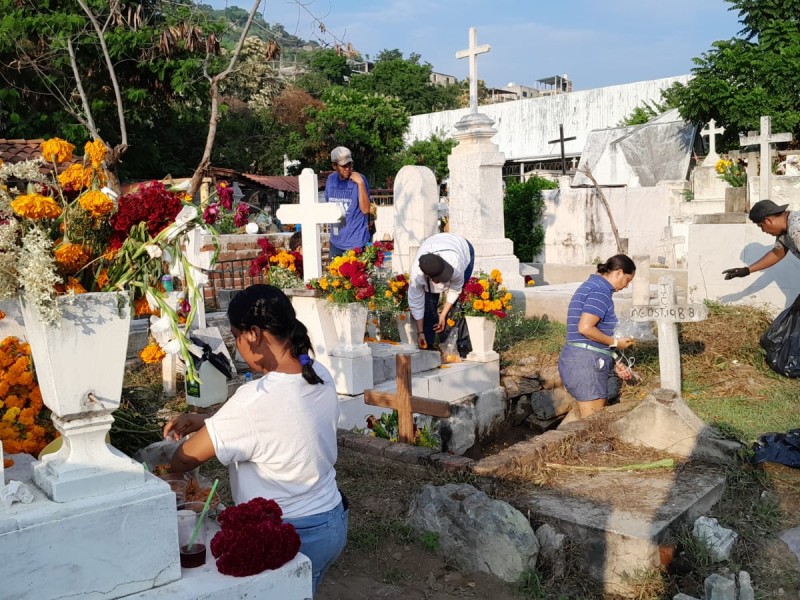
[316,449,530,600]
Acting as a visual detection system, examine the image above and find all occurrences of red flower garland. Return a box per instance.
[210,497,300,577]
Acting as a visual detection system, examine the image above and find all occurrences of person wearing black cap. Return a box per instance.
[722,199,795,280]
[408,233,475,349]
[324,146,372,259]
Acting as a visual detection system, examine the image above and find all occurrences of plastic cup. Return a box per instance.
[177,508,207,569]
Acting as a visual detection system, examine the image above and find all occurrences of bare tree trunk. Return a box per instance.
[67,38,99,140]
[189,0,262,197]
[579,165,623,254]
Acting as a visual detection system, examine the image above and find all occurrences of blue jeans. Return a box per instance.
[284,499,349,595]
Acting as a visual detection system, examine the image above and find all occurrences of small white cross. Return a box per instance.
[740,116,793,201]
[276,168,344,281]
[700,119,725,167]
[455,27,491,114]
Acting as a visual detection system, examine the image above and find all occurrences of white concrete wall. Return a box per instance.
[748,174,800,204]
[407,76,690,161]
[541,184,681,265]
[689,220,800,315]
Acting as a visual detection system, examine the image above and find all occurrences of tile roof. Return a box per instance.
[0,138,47,165]
[240,172,326,193]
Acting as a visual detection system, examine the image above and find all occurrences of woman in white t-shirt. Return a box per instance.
[164,285,347,595]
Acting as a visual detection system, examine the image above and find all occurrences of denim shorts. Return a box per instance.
[284,497,349,595]
[558,344,616,401]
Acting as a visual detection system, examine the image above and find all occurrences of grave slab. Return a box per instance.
[1,454,180,599]
[515,462,727,596]
[369,343,441,385]
[123,542,312,600]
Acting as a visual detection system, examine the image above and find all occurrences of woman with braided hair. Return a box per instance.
[164,284,347,594]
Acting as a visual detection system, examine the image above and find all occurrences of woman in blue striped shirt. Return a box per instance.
[558,255,637,418]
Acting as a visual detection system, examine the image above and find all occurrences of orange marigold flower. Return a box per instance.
[79,190,114,218]
[0,309,5,320]
[96,268,110,289]
[41,137,75,164]
[57,163,90,190]
[65,278,87,294]
[134,297,156,316]
[10,194,62,220]
[140,342,165,364]
[54,243,90,272]
[102,247,118,261]
[84,139,107,169]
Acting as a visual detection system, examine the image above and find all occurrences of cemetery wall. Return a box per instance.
[407,76,690,161]
[540,184,681,265]
[748,174,800,205]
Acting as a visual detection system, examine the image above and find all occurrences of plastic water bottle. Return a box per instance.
[244,372,252,383]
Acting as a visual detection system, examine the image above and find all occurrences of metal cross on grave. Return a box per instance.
[548,124,577,175]
[739,116,793,202]
[700,119,725,167]
[455,27,491,114]
[276,168,345,281]
[629,276,707,393]
[364,354,451,444]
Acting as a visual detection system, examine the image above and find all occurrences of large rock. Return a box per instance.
[611,389,741,464]
[408,483,539,582]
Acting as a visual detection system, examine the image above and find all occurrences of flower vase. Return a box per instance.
[19,291,145,502]
[329,302,371,358]
[464,316,499,362]
[395,312,416,346]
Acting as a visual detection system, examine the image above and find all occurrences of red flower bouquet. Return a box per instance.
[210,497,300,577]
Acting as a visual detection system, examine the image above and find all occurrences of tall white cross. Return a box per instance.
[700,119,725,167]
[455,27,490,114]
[740,115,793,201]
[276,168,344,281]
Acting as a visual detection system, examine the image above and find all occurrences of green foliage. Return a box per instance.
[400,135,457,182]
[618,99,673,126]
[367,410,440,448]
[349,49,460,115]
[665,0,800,150]
[303,86,410,185]
[418,532,440,553]
[503,176,558,262]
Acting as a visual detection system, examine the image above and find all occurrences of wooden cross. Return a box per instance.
[655,226,685,269]
[739,116,793,202]
[629,276,707,393]
[276,168,344,281]
[700,119,725,167]
[455,27,491,114]
[364,354,451,444]
[548,124,577,175]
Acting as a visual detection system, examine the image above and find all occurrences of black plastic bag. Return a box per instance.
[752,429,800,468]
[760,299,800,378]
[189,335,233,379]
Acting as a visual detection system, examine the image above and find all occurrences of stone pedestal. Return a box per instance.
[1,454,180,599]
[724,186,748,213]
[691,164,728,201]
[288,291,339,374]
[448,113,525,289]
[329,354,374,396]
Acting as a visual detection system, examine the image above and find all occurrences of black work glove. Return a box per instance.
[722,267,750,280]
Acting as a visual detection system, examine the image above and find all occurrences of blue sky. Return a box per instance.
[208,0,743,91]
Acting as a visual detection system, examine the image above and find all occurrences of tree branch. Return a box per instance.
[189,0,262,197]
[579,165,624,254]
[76,0,128,153]
[67,37,100,140]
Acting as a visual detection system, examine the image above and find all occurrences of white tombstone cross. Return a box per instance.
[184,227,214,329]
[630,276,708,393]
[455,27,491,114]
[276,168,344,281]
[739,115,793,202]
[656,226,685,269]
[701,119,725,167]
